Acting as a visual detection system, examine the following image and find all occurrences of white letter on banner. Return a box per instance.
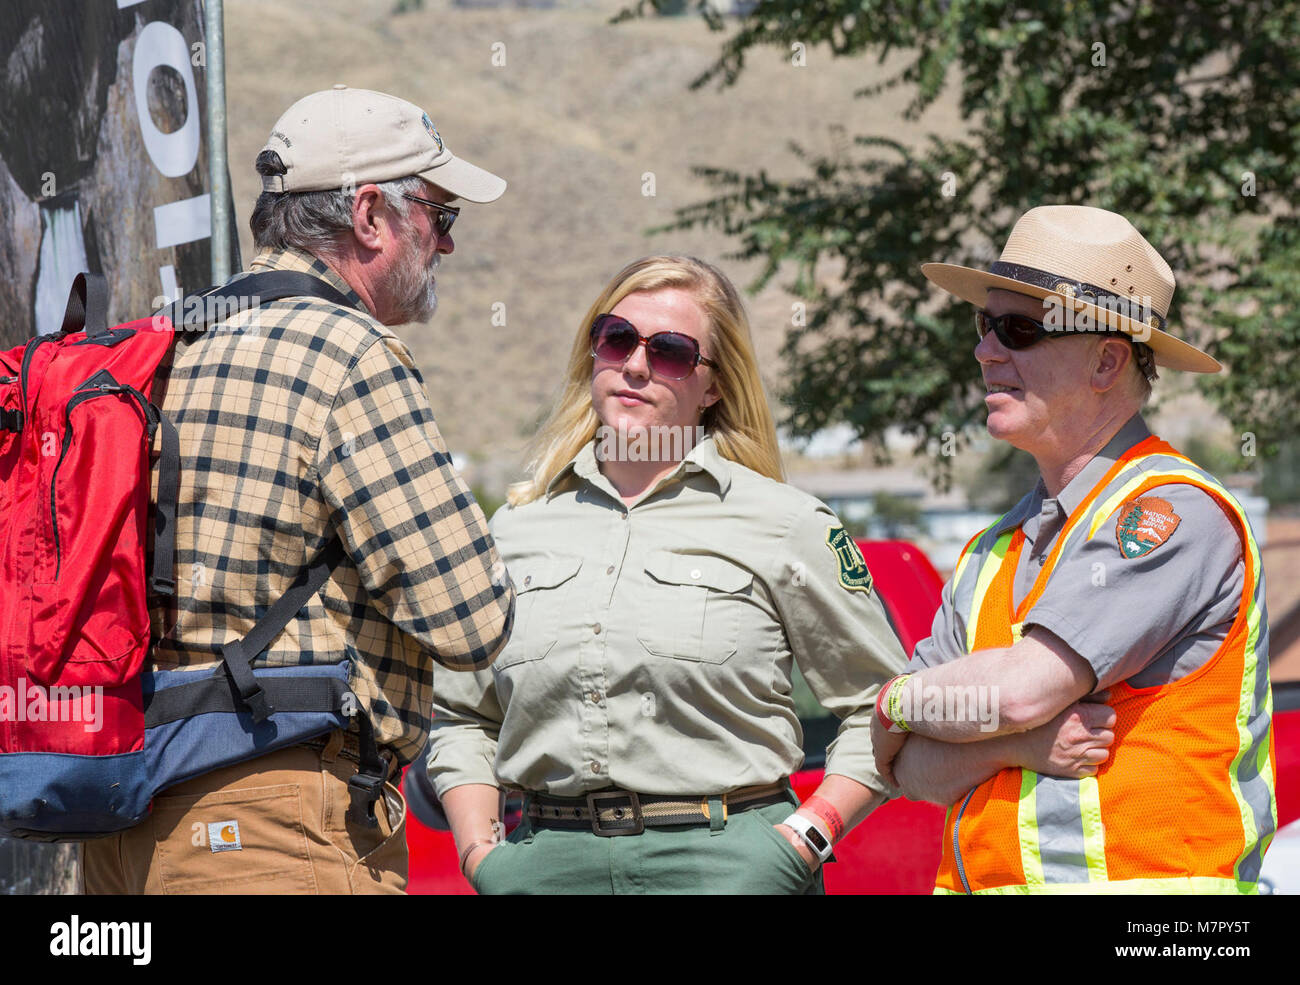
[132,21,201,177]
[155,195,211,249]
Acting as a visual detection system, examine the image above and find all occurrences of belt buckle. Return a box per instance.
[586,790,643,837]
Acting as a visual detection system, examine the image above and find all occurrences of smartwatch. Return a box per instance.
[780,812,834,863]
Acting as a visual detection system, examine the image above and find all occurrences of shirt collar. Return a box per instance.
[247,246,370,316]
[546,432,733,501]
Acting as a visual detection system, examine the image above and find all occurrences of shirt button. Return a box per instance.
[523,575,532,587]
[606,565,615,575]
[593,623,602,634]
[690,568,702,580]
[588,691,601,703]
[590,762,601,774]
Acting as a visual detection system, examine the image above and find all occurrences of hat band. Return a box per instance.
[988,261,1167,333]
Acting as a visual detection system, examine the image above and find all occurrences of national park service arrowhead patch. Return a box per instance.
[1114,496,1181,559]
[826,525,873,594]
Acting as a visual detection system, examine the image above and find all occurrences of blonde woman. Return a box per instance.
[427,256,908,894]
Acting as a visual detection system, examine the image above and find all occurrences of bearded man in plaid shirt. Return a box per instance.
[83,87,514,895]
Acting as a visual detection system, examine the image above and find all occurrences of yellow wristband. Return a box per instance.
[887,673,913,733]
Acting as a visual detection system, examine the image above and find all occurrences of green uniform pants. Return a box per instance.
[471,792,826,895]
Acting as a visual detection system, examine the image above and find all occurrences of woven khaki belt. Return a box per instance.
[527,781,789,837]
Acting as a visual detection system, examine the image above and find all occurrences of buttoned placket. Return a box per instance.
[574,474,635,790]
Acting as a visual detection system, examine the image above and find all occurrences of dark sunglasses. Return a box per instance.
[401,193,459,237]
[589,314,718,381]
[976,309,1159,382]
[975,310,1130,349]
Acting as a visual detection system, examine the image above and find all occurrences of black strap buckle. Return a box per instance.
[239,682,275,724]
[0,408,22,433]
[586,790,643,837]
[347,768,388,829]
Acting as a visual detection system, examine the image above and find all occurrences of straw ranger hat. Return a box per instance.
[921,205,1220,373]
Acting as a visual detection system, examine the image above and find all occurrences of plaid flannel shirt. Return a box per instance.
[148,246,514,765]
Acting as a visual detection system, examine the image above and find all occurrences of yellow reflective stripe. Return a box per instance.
[1044,451,1177,552]
[1017,769,1044,888]
[1222,493,1275,881]
[1083,463,1215,542]
[964,532,1014,653]
[952,545,977,589]
[934,876,1259,895]
[952,518,1001,588]
[1078,776,1109,882]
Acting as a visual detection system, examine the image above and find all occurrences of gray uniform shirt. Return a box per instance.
[428,436,908,798]
[912,415,1246,690]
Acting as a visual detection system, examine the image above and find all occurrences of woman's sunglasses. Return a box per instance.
[975,310,1130,349]
[589,314,718,381]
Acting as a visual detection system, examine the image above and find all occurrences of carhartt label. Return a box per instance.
[1114,496,1181,559]
[208,820,242,852]
[825,525,873,594]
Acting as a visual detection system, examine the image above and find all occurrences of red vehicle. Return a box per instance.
[401,538,1300,894]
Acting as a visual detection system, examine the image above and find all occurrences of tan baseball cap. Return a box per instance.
[259,85,506,203]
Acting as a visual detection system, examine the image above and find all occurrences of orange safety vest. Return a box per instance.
[934,436,1277,894]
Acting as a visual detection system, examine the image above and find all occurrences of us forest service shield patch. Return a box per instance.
[1114,496,1182,559]
[826,525,873,594]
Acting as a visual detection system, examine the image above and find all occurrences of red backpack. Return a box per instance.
[0,273,388,840]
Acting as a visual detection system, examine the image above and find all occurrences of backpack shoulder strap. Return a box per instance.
[157,270,356,332]
[219,536,347,725]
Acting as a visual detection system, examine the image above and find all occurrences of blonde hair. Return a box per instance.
[508,255,784,506]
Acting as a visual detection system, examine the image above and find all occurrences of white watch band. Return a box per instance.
[781,812,834,863]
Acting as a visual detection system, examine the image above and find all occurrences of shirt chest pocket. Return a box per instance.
[637,551,754,664]
[495,554,583,669]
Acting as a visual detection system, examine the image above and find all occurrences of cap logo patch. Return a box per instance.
[826,525,873,594]
[421,113,443,153]
[1114,496,1181,559]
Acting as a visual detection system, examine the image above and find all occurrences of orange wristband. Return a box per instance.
[801,795,845,843]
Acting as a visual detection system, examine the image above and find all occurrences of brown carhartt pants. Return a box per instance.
[82,731,407,894]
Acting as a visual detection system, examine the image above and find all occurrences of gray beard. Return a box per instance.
[390,249,440,323]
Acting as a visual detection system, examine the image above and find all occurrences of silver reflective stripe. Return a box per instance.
[1034,775,1091,883]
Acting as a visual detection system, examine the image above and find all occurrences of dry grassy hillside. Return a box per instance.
[224,0,962,490]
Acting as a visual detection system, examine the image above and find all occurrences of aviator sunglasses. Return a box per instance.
[401,193,459,237]
[589,313,718,380]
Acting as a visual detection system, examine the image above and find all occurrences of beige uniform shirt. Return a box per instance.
[428,436,907,798]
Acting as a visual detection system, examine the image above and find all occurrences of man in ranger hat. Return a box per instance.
[82,87,514,894]
[870,205,1276,894]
